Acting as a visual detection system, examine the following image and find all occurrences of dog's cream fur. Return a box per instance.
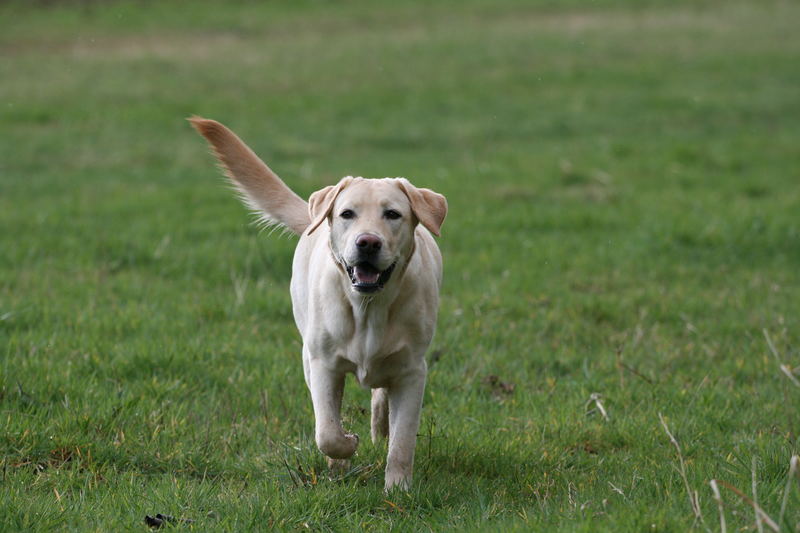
[190,118,446,490]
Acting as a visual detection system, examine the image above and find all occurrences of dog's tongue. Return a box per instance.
[354,264,380,284]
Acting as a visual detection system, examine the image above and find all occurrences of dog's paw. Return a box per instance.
[384,473,412,493]
[327,457,351,476]
[341,432,360,457]
[317,431,359,459]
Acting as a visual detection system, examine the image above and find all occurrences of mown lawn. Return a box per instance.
[1,0,799,530]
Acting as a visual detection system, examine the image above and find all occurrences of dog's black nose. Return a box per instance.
[355,233,382,253]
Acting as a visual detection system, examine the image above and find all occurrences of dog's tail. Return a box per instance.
[189,117,310,235]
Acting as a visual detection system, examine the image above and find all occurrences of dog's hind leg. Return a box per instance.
[371,388,389,443]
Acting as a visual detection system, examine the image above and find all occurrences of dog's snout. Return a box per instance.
[355,233,382,254]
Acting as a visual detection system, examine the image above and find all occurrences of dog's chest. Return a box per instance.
[329,307,407,388]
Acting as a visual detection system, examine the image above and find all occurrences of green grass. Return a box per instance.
[2,0,800,530]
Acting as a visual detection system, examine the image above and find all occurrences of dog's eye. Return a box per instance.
[340,209,355,219]
[384,209,401,220]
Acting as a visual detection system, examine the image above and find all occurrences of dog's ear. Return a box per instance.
[306,177,354,236]
[396,178,448,237]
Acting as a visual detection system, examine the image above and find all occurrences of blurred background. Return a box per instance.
[1,0,799,530]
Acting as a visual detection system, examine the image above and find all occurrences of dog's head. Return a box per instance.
[306,177,447,294]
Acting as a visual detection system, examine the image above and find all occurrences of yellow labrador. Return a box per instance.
[190,118,447,490]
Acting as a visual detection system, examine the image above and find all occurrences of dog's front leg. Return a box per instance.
[307,358,359,461]
[385,368,427,491]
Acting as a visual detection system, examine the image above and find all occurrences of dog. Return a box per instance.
[190,118,447,490]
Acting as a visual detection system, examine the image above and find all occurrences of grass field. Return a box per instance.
[2,0,800,530]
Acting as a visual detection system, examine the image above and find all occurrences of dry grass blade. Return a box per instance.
[586,393,609,421]
[658,413,708,530]
[615,353,654,384]
[714,479,779,532]
[779,455,799,528]
[752,457,764,533]
[709,479,726,533]
[608,482,627,500]
[779,365,800,388]
[763,329,800,388]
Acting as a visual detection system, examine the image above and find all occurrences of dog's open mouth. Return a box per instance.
[346,262,397,293]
